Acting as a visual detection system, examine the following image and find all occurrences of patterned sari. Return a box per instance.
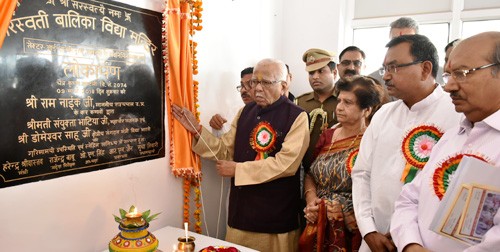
[308,127,362,252]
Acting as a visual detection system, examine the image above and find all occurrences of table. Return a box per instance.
[104,226,259,252]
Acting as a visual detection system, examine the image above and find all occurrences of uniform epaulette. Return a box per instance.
[294,92,314,106]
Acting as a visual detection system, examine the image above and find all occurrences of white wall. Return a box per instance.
[0,0,382,250]
[0,1,178,251]
[281,0,346,96]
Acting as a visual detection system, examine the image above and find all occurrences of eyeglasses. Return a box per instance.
[378,60,423,75]
[239,80,252,90]
[442,63,500,84]
[248,79,283,88]
[340,60,363,67]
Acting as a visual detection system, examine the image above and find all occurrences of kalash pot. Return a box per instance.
[109,212,159,252]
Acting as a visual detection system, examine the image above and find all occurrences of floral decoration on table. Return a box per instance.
[432,153,488,200]
[200,246,240,252]
[401,124,443,184]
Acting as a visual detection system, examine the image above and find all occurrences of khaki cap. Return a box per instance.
[302,48,337,72]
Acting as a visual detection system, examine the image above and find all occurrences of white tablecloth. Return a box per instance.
[104,226,259,252]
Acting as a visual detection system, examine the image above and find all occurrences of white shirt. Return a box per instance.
[352,86,462,251]
[391,110,500,252]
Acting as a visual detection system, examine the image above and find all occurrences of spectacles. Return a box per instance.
[340,60,363,67]
[249,79,283,88]
[442,63,500,84]
[239,80,251,90]
[379,60,423,75]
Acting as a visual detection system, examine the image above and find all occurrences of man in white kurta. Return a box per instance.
[351,34,462,252]
[391,32,500,252]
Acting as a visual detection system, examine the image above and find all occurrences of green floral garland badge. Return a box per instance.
[250,121,277,160]
[401,124,443,184]
[433,153,488,200]
[345,148,359,175]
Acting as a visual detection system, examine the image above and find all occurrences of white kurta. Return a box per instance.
[391,110,500,252]
[351,86,462,251]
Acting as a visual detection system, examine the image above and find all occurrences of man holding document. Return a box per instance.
[390,31,500,251]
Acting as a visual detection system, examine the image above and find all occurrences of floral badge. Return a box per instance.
[345,148,359,175]
[401,125,444,184]
[250,121,277,160]
[433,153,487,200]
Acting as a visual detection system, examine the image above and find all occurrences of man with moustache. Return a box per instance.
[352,34,462,252]
[209,67,254,135]
[173,58,309,251]
[391,31,500,252]
[335,46,366,94]
[295,48,339,172]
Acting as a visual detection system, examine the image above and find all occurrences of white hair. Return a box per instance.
[255,58,288,82]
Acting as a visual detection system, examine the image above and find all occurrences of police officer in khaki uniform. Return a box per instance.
[295,48,339,173]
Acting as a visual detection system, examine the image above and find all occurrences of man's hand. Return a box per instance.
[209,114,227,130]
[216,160,236,177]
[172,104,201,134]
[364,232,396,252]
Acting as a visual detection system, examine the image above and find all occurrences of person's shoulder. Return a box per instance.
[370,100,401,122]
[377,100,400,112]
[294,91,314,105]
[283,97,306,114]
[295,91,314,101]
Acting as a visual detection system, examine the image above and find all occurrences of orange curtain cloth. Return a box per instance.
[165,0,201,177]
[0,0,17,49]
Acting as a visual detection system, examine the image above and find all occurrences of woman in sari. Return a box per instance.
[302,76,387,251]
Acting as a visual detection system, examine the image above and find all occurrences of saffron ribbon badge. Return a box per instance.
[345,148,359,175]
[400,125,444,184]
[433,153,487,200]
[250,121,277,160]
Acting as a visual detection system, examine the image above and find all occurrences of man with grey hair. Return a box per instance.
[370,17,420,89]
[371,17,444,88]
[173,58,310,252]
[391,31,500,252]
[389,17,419,39]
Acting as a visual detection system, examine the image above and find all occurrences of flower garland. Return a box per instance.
[183,177,190,224]
[432,153,488,200]
[171,0,203,234]
[188,0,203,235]
[400,124,443,184]
[193,180,202,233]
[182,177,203,233]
